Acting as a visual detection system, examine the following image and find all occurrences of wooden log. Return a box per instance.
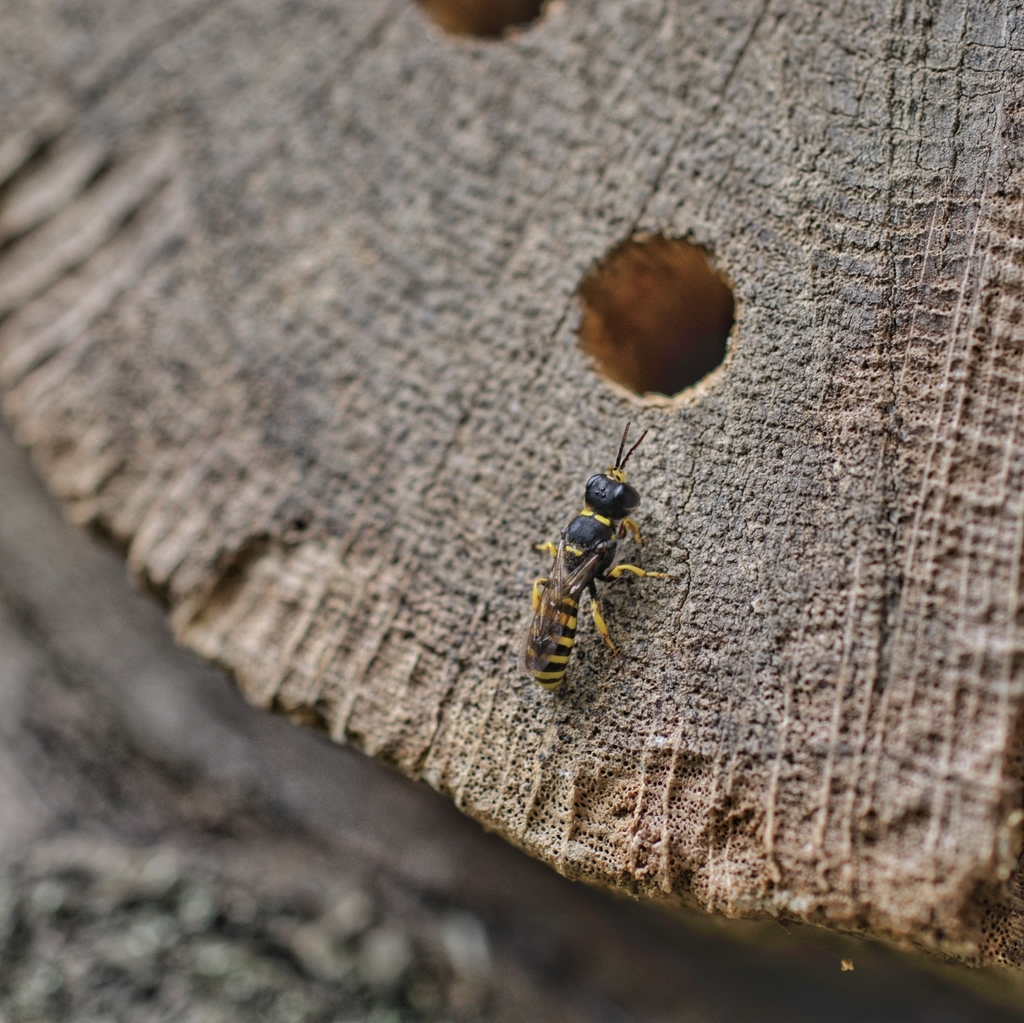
[5,421,1020,1023]
[2,0,1024,965]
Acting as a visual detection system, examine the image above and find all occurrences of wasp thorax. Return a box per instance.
[585,473,641,520]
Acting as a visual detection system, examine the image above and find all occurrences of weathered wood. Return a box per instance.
[3,0,1024,965]
[3,423,1018,1023]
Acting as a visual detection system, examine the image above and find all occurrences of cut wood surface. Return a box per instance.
[2,0,1024,965]
[5,416,1020,1023]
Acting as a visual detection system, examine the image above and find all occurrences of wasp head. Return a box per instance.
[583,422,648,519]
[585,473,641,519]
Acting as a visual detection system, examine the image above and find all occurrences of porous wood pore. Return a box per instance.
[416,0,545,37]
[577,235,735,396]
[2,0,1024,965]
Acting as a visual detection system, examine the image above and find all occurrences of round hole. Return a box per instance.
[577,234,735,398]
[416,0,546,37]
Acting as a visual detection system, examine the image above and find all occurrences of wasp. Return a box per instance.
[522,423,670,690]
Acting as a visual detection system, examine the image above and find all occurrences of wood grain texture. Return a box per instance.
[3,421,1018,1023]
[2,0,1024,963]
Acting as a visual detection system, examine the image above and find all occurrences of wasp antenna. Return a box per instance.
[615,422,631,469]
[620,429,648,470]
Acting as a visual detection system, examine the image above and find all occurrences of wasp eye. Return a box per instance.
[613,482,641,514]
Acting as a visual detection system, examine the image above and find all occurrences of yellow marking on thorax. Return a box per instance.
[565,544,584,556]
[580,508,612,527]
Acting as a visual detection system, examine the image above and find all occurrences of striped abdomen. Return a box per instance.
[524,594,579,690]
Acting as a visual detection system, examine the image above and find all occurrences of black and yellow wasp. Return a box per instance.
[522,423,670,690]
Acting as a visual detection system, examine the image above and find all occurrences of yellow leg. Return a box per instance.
[535,541,559,558]
[619,518,642,543]
[532,577,548,610]
[591,597,619,656]
[608,563,670,580]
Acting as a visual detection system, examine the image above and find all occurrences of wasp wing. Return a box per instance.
[521,538,604,675]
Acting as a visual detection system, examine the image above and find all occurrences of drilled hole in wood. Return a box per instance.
[416,0,545,37]
[578,235,735,398]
